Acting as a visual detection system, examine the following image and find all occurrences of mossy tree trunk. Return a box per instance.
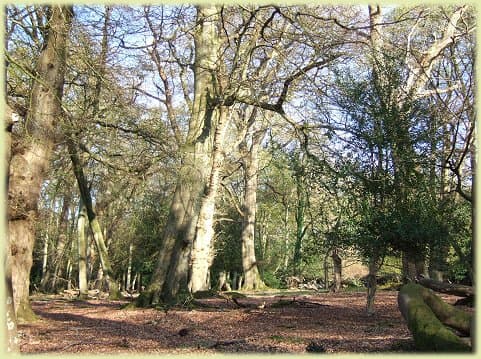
[398,283,472,352]
[7,6,73,321]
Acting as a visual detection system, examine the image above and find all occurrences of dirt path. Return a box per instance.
[19,290,417,353]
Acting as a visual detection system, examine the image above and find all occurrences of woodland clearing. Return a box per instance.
[17,289,457,354]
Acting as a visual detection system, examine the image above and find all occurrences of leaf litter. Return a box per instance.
[18,290,436,354]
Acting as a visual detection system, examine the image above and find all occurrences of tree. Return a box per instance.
[7,5,73,320]
[189,106,230,292]
[4,7,474,345]
[141,5,225,303]
[240,123,267,290]
[77,198,88,299]
[141,4,344,301]
[314,4,475,313]
[5,108,19,352]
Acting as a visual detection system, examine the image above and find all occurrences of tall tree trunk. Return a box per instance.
[50,234,66,291]
[40,233,48,286]
[189,107,229,293]
[131,273,137,292]
[366,255,379,315]
[69,144,119,298]
[142,184,190,304]
[331,249,342,293]
[58,5,116,297]
[39,200,54,292]
[162,195,200,301]
[5,114,18,347]
[323,252,330,290]
[468,134,475,284]
[49,194,70,291]
[7,6,73,321]
[283,203,290,271]
[402,252,417,283]
[5,107,19,352]
[142,5,223,304]
[5,256,19,352]
[77,198,88,299]
[126,242,133,291]
[293,155,307,276]
[241,127,266,290]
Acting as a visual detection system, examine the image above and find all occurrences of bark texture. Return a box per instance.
[77,199,88,299]
[366,257,379,315]
[330,249,342,293]
[398,283,472,352]
[141,5,223,304]
[7,6,73,321]
[241,127,266,290]
[69,144,119,299]
[5,107,20,352]
[189,108,229,293]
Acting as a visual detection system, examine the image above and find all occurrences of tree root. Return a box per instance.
[398,283,472,352]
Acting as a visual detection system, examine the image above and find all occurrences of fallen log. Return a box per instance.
[398,283,472,352]
[417,277,474,297]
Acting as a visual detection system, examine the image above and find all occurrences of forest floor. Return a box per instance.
[17,289,464,354]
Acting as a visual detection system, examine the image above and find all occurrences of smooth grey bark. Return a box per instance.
[7,6,73,321]
[126,242,133,291]
[142,5,223,304]
[39,199,54,291]
[241,127,266,290]
[50,194,71,292]
[189,107,229,293]
[77,198,88,299]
